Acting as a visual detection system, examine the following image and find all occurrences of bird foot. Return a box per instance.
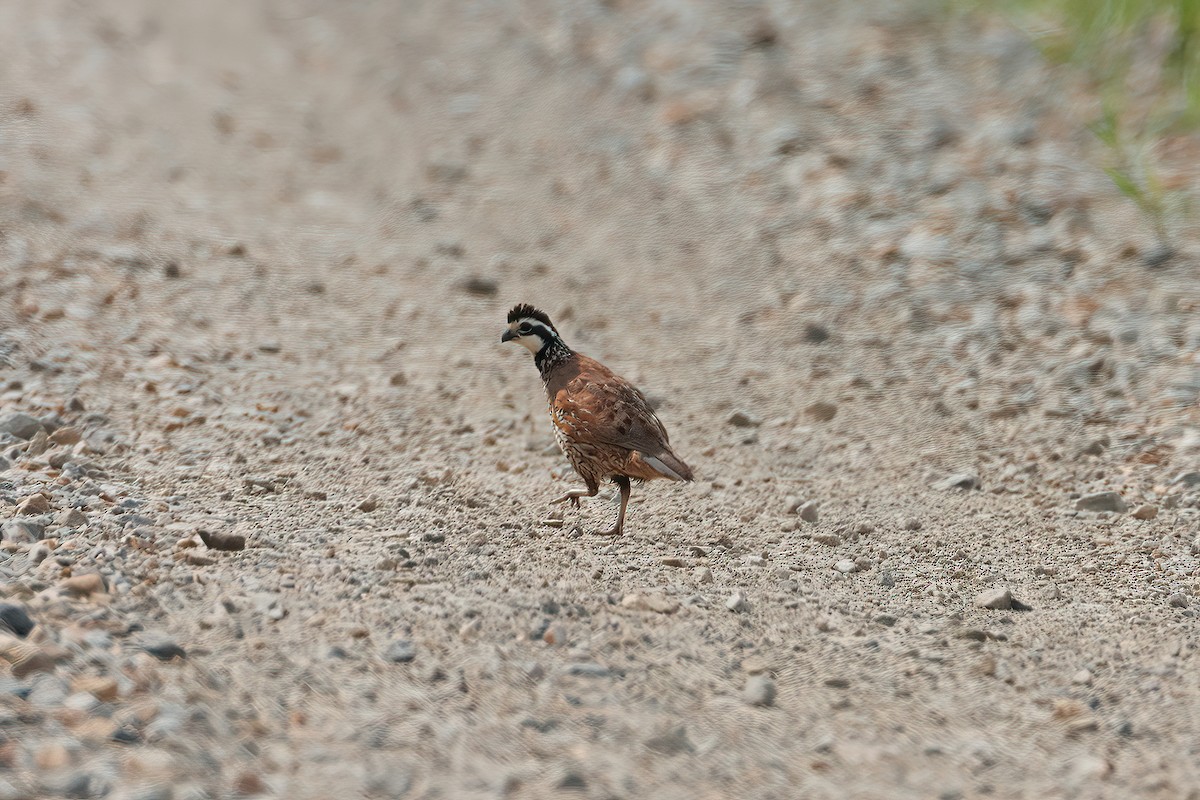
[596,524,623,537]
[551,492,583,508]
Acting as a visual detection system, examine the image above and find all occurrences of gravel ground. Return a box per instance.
[2,1,1199,798]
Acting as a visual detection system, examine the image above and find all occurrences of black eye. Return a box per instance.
[519,324,532,334]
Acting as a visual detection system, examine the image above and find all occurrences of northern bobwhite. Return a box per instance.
[502,303,694,536]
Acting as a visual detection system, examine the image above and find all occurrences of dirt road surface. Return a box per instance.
[2,1,1199,798]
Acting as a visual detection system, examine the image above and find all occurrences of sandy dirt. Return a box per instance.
[2,1,1199,798]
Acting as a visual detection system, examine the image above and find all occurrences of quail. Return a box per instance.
[502,303,694,536]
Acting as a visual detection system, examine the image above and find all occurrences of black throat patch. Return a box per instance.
[534,336,573,379]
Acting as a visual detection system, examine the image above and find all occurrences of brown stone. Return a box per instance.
[72,675,120,702]
[60,572,106,597]
[17,494,50,515]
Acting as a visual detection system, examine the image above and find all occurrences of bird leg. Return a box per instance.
[551,483,598,509]
[599,476,631,536]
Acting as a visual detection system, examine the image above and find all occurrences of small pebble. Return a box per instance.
[806,401,838,422]
[138,634,187,661]
[1131,504,1158,520]
[0,603,35,638]
[726,592,750,613]
[60,573,106,597]
[974,588,1013,610]
[933,473,981,491]
[727,411,760,428]
[1075,491,1127,513]
[17,494,50,515]
[742,674,776,707]
[196,529,246,551]
[384,639,416,663]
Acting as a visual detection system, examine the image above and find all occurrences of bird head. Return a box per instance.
[502,303,560,355]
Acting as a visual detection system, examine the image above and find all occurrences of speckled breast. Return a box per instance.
[549,403,601,484]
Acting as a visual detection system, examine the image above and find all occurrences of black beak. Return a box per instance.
[501,329,516,343]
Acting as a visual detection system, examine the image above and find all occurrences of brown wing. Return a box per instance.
[553,355,671,454]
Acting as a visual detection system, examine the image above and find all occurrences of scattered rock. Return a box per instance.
[138,634,187,661]
[16,494,50,515]
[743,674,776,707]
[1071,669,1093,686]
[975,588,1012,610]
[725,592,750,613]
[56,508,88,528]
[620,593,680,614]
[0,635,56,678]
[48,426,82,446]
[834,559,856,574]
[459,276,498,296]
[802,322,830,343]
[60,573,107,598]
[1074,491,1127,513]
[1066,754,1111,786]
[798,501,819,523]
[1167,593,1189,608]
[1131,504,1158,520]
[196,529,246,551]
[358,498,379,512]
[693,567,713,584]
[727,411,760,428]
[902,517,923,531]
[72,675,119,702]
[933,473,981,491]
[644,725,696,755]
[805,401,838,422]
[813,533,841,546]
[0,412,42,440]
[383,639,416,663]
[1171,471,1200,487]
[566,662,613,678]
[2,519,45,542]
[0,604,35,638]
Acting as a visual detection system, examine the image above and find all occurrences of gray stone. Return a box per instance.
[1172,471,1200,488]
[1074,491,1127,513]
[933,473,981,491]
[56,508,88,528]
[974,588,1021,610]
[743,674,777,707]
[644,725,696,755]
[798,501,819,523]
[0,413,42,440]
[2,518,46,542]
[365,767,413,798]
[566,662,612,678]
[27,675,70,708]
[383,639,416,663]
[806,401,838,422]
[0,603,34,637]
[138,634,187,661]
[727,411,760,428]
[725,592,750,613]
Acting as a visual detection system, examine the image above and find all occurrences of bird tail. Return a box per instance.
[639,449,694,482]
